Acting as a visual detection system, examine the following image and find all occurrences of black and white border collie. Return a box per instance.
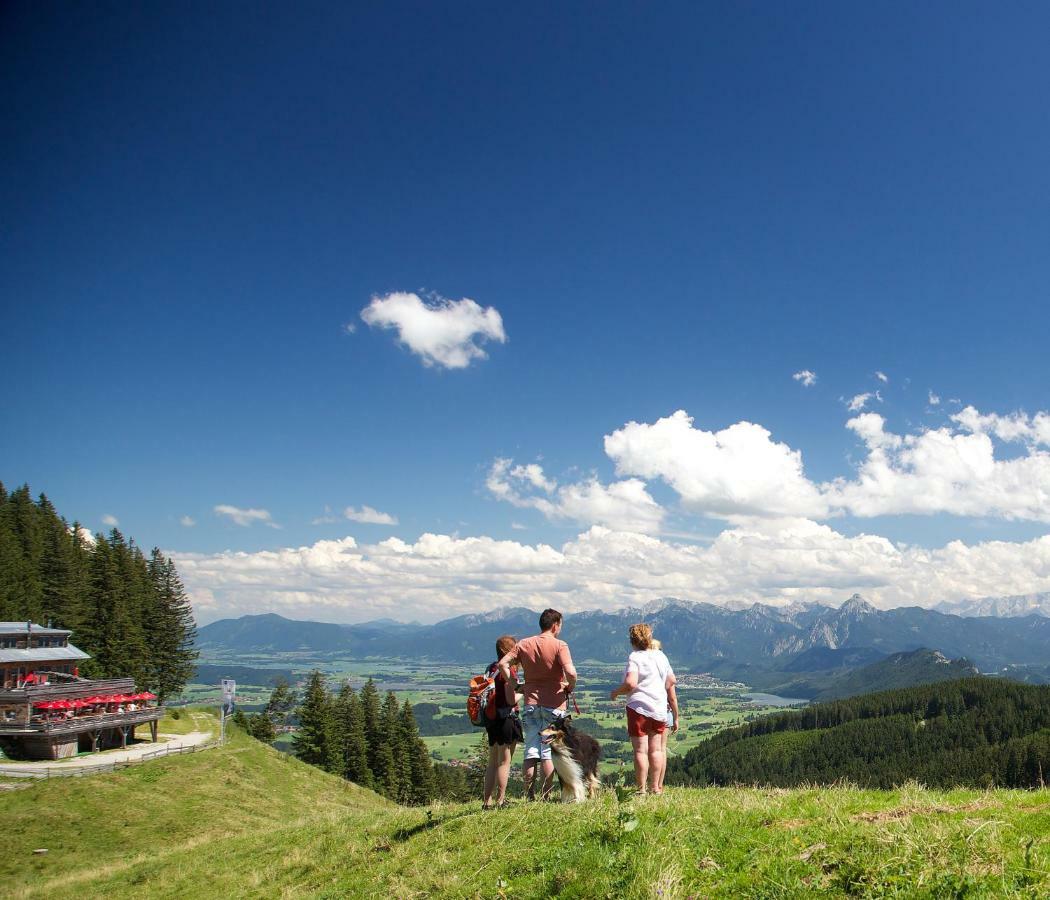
[539,717,601,802]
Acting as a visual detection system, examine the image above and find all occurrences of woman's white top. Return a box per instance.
[624,649,674,721]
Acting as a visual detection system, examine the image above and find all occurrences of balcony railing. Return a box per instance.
[0,706,164,737]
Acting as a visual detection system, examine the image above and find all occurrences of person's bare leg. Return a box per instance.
[496,743,515,805]
[540,758,556,799]
[523,758,538,799]
[653,729,669,793]
[647,731,664,793]
[631,734,649,793]
[483,743,499,807]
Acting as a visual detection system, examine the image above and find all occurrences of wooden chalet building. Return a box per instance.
[0,622,163,760]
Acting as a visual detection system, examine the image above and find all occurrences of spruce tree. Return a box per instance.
[400,700,435,805]
[8,485,44,621]
[344,688,373,788]
[0,485,23,620]
[292,671,338,771]
[265,677,297,727]
[383,691,411,802]
[360,678,382,773]
[145,549,198,700]
[333,684,372,788]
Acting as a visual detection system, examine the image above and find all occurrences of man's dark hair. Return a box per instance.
[539,608,562,632]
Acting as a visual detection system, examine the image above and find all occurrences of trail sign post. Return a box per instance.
[220,679,236,742]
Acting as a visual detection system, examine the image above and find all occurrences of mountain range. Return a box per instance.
[198,594,1050,680]
[933,592,1050,618]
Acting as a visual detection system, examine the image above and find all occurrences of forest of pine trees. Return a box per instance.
[668,677,1050,790]
[0,482,198,700]
[245,672,439,805]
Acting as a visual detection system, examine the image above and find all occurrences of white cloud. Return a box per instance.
[510,522,528,531]
[792,370,817,387]
[487,458,665,534]
[343,322,357,335]
[846,391,883,412]
[180,515,196,528]
[360,291,506,369]
[173,521,1050,624]
[828,412,1050,521]
[214,505,279,528]
[875,371,888,383]
[847,392,873,412]
[951,405,1050,447]
[928,391,941,406]
[72,524,96,545]
[101,514,119,527]
[344,505,398,526]
[604,410,829,520]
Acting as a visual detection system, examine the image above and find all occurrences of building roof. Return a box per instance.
[0,646,91,664]
[0,622,72,636]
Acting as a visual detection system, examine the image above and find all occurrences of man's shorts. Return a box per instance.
[627,705,667,738]
[522,705,566,761]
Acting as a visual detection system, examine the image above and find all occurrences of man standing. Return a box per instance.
[499,608,577,800]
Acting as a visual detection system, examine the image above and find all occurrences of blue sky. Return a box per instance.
[3,4,1050,623]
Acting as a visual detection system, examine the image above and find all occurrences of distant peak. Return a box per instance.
[840,594,877,615]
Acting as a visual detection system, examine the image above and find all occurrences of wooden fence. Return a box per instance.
[0,737,222,779]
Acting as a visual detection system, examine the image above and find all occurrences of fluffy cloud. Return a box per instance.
[344,505,398,525]
[846,392,876,412]
[827,413,1050,521]
[360,291,506,369]
[875,371,888,383]
[793,370,817,387]
[101,514,119,527]
[928,391,941,406]
[951,406,1050,447]
[604,410,830,519]
[214,505,279,528]
[487,458,665,534]
[180,515,196,528]
[174,520,1050,624]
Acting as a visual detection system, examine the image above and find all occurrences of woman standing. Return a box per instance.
[610,623,679,795]
[482,634,524,809]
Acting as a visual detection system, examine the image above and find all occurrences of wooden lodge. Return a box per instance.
[0,622,163,760]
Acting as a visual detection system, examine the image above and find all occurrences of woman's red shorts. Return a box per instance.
[626,706,667,737]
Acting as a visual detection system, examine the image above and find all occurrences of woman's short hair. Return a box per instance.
[629,623,654,651]
[496,634,517,659]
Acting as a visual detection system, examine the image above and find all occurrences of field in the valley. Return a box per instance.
[188,654,800,773]
[1,712,1046,898]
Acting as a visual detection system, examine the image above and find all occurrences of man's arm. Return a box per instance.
[560,643,577,695]
[498,646,519,683]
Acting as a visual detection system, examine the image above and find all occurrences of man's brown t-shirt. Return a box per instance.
[514,632,575,709]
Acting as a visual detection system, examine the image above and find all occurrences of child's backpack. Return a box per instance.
[467,663,500,727]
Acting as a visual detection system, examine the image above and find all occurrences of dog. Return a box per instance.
[539,716,601,802]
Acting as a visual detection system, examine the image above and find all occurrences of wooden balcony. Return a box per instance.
[0,706,163,738]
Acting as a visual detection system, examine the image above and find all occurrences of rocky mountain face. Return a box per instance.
[198,593,1050,673]
[934,592,1050,618]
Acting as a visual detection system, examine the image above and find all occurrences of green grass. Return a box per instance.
[2,719,1047,898]
[0,713,387,899]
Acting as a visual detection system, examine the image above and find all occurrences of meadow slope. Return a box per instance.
[1,719,1047,898]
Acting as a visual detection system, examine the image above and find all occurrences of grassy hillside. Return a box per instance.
[2,713,1047,897]
[0,710,387,898]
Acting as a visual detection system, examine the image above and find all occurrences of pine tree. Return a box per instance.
[265,677,297,727]
[360,678,382,773]
[344,688,373,787]
[400,700,435,805]
[333,684,372,788]
[248,712,277,743]
[0,484,24,620]
[7,484,44,621]
[292,671,339,771]
[145,550,198,700]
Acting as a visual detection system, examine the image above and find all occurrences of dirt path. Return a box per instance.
[0,712,216,778]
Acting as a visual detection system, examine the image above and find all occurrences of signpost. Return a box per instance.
[220,679,236,742]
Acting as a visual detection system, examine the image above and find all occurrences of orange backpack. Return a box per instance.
[466,664,500,727]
